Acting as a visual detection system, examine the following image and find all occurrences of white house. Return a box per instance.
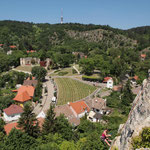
[3,104,23,122]
[68,101,90,119]
[103,77,113,89]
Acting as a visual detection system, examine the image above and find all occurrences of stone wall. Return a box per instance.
[111,79,150,150]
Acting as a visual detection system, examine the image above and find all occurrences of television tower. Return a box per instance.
[61,8,63,24]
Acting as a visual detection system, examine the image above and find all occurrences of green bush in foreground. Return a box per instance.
[132,127,150,149]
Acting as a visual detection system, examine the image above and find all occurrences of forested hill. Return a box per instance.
[0,20,143,51]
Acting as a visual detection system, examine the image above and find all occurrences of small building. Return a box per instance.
[87,111,96,122]
[0,44,3,47]
[40,58,52,69]
[113,85,122,92]
[9,45,17,49]
[7,50,12,55]
[26,50,36,53]
[68,101,90,118]
[85,97,107,115]
[3,104,23,122]
[103,77,113,89]
[140,54,146,61]
[131,75,139,85]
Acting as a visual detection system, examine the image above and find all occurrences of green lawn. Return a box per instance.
[15,65,33,72]
[55,78,97,105]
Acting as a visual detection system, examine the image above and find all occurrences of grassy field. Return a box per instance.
[15,65,33,72]
[55,78,97,105]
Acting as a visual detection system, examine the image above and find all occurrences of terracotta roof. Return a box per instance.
[4,118,43,135]
[27,76,36,80]
[85,98,106,110]
[12,89,18,92]
[55,104,80,126]
[69,101,90,115]
[17,85,35,97]
[9,45,16,48]
[103,77,112,82]
[3,104,23,116]
[13,91,31,102]
[23,80,37,87]
[133,75,139,81]
[0,44,3,46]
[113,85,122,91]
[27,50,36,53]
[141,54,146,58]
[4,122,19,135]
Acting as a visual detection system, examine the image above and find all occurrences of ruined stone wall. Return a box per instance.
[111,79,150,150]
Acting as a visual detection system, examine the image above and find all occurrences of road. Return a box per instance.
[33,76,54,115]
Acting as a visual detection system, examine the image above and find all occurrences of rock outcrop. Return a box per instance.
[111,78,150,150]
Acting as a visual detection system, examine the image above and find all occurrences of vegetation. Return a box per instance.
[31,66,47,81]
[55,78,97,105]
[132,127,150,149]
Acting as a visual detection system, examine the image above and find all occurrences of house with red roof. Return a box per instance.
[13,85,35,106]
[140,54,146,61]
[3,104,23,122]
[0,44,3,47]
[26,50,36,53]
[103,77,113,89]
[4,117,44,135]
[68,101,90,118]
[9,45,16,49]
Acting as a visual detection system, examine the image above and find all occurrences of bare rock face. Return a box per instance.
[111,79,150,150]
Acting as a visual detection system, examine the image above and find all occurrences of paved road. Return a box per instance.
[33,76,54,115]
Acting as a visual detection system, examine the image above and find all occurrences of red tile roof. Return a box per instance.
[13,85,35,103]
[9,45,16,48]
[3,104,23,116]
[4,122,19,135]
[0,44,3,46]
[133,75,139,81]
[141,54,146,58]
[103,77,112,82]
[69,101,90,115]
[4,117,43,135]
[13,91,31,102]
[26,50,36,53]
[17,85,35,97]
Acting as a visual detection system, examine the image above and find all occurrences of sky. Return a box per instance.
[0,0,150,29]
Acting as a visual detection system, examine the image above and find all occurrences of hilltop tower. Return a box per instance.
[61,8,63,24]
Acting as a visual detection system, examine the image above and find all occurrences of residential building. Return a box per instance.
[68,101,90,118]
[55,104,80,126]
[85,97,106,114]
[23,79,38,87]
[4,122,19,135]
[13,85,35,106]
[3,104,23,122]
[140,54,146,61]
[103,77,113,89]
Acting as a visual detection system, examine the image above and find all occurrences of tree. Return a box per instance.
[79,58,95,75]
[3,128,37,150]
[121,80,134,106]
[31,66,47,81]
[55,114,73,140]
[17,103,40,137]
[42,105,56,135]
[59,141,76,150]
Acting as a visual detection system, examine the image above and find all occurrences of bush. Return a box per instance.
[72,69,77,74]
[57,71,68,76]
[82,75,101,82]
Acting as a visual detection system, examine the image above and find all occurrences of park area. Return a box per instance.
[55,77,97,105]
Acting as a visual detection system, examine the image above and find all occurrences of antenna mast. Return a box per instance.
[61,8,63,24]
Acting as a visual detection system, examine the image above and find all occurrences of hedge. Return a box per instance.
[82,75,101,82]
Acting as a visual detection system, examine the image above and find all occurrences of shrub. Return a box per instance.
[82,75,101,82]
[57,71,68,76]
